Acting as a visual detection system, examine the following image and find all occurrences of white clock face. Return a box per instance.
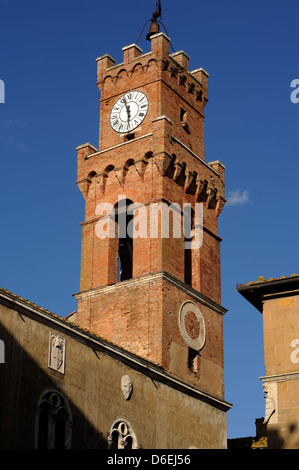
[110,91,149,133]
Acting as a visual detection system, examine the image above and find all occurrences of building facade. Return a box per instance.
[238,274,299,449]
[0,287,230,449]
[0,15,231,449]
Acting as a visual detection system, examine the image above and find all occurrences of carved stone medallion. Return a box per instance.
[48,332,66,374]
[179,301,206,351]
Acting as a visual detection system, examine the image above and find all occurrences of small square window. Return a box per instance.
[125,133,135,141]
[180,108,186,122]
[188,348,199,373]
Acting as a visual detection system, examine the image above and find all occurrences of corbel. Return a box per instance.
[187,82,195,94]
[195,178,207,202]
[170,66,178,78]
[115,165,129,187]
[179,75,187,86]
[154,152,172,176]
[206,186,217,208]
[173,161,183,181]
[184,170,195,193]
[196,90,203,101]
[215,195,226,217]
[96,172,108,194]
[134,159,148,180]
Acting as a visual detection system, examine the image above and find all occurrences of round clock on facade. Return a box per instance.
[179,301,206,351]
[110,90,149,133]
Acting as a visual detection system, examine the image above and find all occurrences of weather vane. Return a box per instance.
[156,1,162,19]
[136,0,173,49]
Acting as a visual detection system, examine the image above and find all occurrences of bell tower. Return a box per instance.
[74,12,227,403]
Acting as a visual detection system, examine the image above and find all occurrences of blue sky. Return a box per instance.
[0,0,298,441]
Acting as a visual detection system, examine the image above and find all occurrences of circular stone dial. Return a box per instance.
[179,301,206,351]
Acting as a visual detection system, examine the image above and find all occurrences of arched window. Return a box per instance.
[108,419,138,449]
[184,206,194,286]
[35,390,72,449]
[114,199,134,282]
[37,401,51,449]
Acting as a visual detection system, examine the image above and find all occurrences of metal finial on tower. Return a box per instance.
[146,16,160,41]
[136,1,173,50]
[156,0,162,18]
[146,1,163,41]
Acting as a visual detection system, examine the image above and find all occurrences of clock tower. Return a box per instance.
[74,11,229,431]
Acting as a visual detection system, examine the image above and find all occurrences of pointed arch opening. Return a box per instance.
[108,419,138,449]
[114,198,134,282]
[184,206,194,287]
[35,389,72,449]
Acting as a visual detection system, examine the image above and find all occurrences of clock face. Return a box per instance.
[110,91,149,133]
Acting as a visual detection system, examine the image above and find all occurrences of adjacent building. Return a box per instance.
[237,274,299,449]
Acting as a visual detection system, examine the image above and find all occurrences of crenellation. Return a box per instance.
[170,50,190,71]
[122,43,143,63]
[96,37,207,117]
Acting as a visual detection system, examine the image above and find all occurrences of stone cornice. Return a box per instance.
[74,270,227,316]
[170,135,219,176]
[237,274,299,313]
[261,372,299,383]
[84,133,153,160]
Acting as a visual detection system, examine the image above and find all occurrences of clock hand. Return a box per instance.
[127,104,131,122]
[123,97,131,129]
[123,97,130,118]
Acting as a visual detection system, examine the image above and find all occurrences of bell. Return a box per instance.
[146,13,160,41]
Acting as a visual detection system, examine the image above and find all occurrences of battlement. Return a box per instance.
[96,33,208,106]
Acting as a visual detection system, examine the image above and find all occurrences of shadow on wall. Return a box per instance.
[267,423,299,449]
[228,418,299,449]
[0,322,107,449]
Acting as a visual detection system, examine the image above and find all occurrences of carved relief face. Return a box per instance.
[121,375,133,400]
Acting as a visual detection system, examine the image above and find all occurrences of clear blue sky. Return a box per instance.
[0,0,298,441]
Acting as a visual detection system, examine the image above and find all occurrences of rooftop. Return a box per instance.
[237,274,299,313]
